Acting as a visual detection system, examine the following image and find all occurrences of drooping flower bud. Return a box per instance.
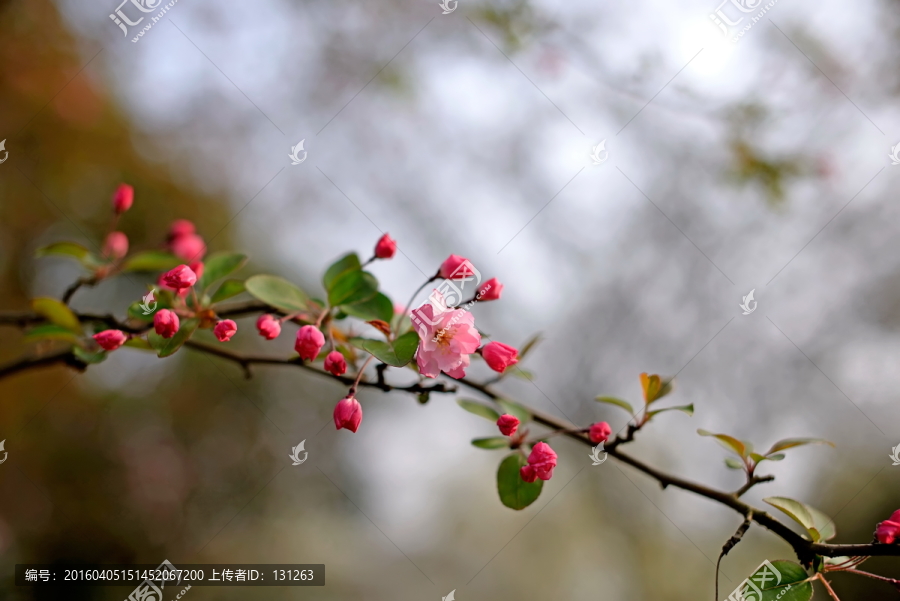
[93,329,128,351]
[497,414,520,436]
[112,183,134,214]
[374,233,397,259]
[103,231,129,260]
[214,319,237,342]
[295,325,325,361]
[333,396,363,433]
[161,264,197,289]
[153,309,180,339]
[256,314,281,340]
[482,341,519,373]
[324,351,348,376]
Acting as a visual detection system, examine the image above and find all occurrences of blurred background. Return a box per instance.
[2,0,900,598]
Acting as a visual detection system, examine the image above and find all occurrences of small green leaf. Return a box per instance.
[595,396,635,414]
[197,252,247,290]
[23,324,81,345]
[72,346,108,365]
[31,298,82,334]
[739,560,813,601]
[245,275,310,313]
[323,253,361,291]
[210,279,246,304]
[764,496,836,542]
[149,318,199,358]
[328,270,378,307]
[497,453,543,510]
[698,429,747,458]
[749,452,767,463]
[519,333,542,359]
[349,331,419,367]
[647,404,694,418]
[765,453,786,461]
[457,399,500,422]
[124,337,154,350]
[766,438,835,455]
[497,399,531,423]
[724,457,745,470]
[36,241,100,267]
[341,292,394,323]
[509,367,534,381]
[472,437,510,449]
[121,251,183,273]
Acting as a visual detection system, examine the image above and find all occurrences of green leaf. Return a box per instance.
[519,333,542,359]
[323,253,361,291]
[497,399,531,423]
[36,241,100,267]
[766,438,835,455]
[72,346,108,365]
[121,251,183,273]
[497,453,543,510]
[472,437,510,449]
[738,560,812,601]
[509,367,534,381]
[647,404,694,418]
[149,318,199,358]
[245,275,310,313]
[341,292,394,323]
[23,324,81,345]
[328,270,378,307]
[457,399,500,422]
[750,452,767,463]
[698,429,747,458]
[764,497,837,542]
[31,297,82,334]
[349,331,419,367]
[124,337,154,350]
[197,252,247,290]
[724,457,745,470]
[595,396,635,415]
[766,453,786,461]
[210,279,246,304]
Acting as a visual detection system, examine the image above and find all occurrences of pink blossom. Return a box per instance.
[520,441,557,482]
[324,351,347,376]
[876,510,900,544]
[170,233,207,261]
[295,325,325,361]
[333,396,363,432]
[413,292,481,379]
[161,264,197,289]
[374,233,397,259]
[112,184,133,214]
[482,341,518,373]
[214,320,237,342]
[103,231,129,260]
[168,219,196,239]
[589,422,612,444]
[439,254,473,279]
[256,314,281,340]
[93,330,128,351]
[153,309,180,339]
[497,414,520,436]
[477,278,503,301]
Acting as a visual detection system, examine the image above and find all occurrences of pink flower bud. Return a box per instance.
[482,341,519,373]
[214,319,237,342]
[295,325,325,361]
[589,422,612,444]
[374,233,397,259]
[520,441,557,482]
[189,261,204,281]
[153,309,180,339]
[497,414,520,436]
[439,254,474,279]
[103,231,129,260]
[333,395,363,433]
[93,329,128,351]
[161,264,197,289]
[170,233,207,261]
[256,314,281,340]
[168,219,196,239]
[112,183,134,214]
[324,351,347,376]
[477,278,503,301]
[876,510,900,544]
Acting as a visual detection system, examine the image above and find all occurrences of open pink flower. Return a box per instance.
[876,509,900,544]
[520,441,557,482]
[413,292,481,379]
